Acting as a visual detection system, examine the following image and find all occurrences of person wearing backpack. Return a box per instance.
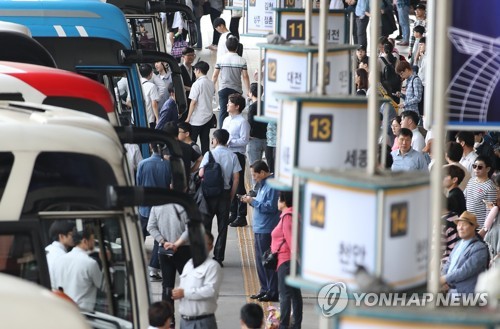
[199,129,241,267]
[395,60,423,116]
[379,42,401,103]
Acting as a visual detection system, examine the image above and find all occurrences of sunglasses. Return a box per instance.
[472,164,484,170]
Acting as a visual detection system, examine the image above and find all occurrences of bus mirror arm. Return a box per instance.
[117,52,188,131]
[114,126,187,192]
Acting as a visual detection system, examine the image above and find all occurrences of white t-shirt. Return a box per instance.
[216,31,230,59]
[141,77,160,123]
[188,75,215,126]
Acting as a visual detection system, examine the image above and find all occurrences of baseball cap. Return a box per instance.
[357,44,366,51]
[454,211,478,228]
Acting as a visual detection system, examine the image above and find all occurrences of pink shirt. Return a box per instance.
[271,207,293,270]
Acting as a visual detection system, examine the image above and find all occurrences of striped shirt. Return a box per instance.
[215,52,247,92]
[464,178,497,227]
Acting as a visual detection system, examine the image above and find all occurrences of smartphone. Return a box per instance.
[236,194,244,199]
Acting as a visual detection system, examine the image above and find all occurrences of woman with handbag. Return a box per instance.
[271,191,302,329]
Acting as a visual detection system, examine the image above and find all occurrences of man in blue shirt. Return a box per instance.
[137,144,172,280]
[241,160,280,302]
[391,128,427,171]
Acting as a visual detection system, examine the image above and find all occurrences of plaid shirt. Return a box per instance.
[402,73,423,113]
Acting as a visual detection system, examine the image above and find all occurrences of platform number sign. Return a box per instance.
[268,58,277,82]
[286,19,305,40]
[390,202,408,237]
[308,114,333,142]
[284,0,295,8]
[310,194,325,228]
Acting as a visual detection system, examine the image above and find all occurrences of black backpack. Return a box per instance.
[201,151,224,197]
[227,33,243,57]
[380,57,401,94]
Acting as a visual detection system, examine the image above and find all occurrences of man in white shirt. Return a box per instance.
[185,61,216,155]
[222,93,250,227]
[53,226,103,311]
[139,64,161,128]
[456,131,478,176]
[172,232,222,329]
[213,17,230,59]
[401,110,425,152]
[45,220,75,289]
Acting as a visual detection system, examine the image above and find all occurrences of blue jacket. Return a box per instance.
[250,175,280,234]
[441,237,489,293]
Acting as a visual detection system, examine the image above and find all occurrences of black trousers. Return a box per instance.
[230,152,247,219]
[204,190,231,262]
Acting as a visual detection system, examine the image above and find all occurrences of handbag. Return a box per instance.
[171,35,188,61]
[209,113,217,128]
[262,219,287,271]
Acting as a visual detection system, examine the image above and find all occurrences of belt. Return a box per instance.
[181,313,214,321]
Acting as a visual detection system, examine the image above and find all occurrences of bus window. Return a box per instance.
[38,216,135,323]
[127,16,166,52]
[0,233,40,283]
[23,152,118,214]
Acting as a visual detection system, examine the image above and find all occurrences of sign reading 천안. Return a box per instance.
[301,180,377,286]
[382,186,429,288]
[246,0,276,34]
[448,0,500,127]
[277,11,345,44]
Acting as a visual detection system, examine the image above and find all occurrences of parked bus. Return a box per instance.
[0,101,206,329]
[105,0,198,52]
[0,0,187,131]
[0,21,56,67]
[0,61,118,124]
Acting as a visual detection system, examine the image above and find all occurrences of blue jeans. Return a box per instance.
[247,138,266,186]
[278,261,303,329]
[218,87,238,127]
[254,233,278,297]
[355,16,369,48]
[397,4,410,42]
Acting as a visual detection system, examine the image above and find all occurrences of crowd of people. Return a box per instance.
[349,0,500,299]
[43,1,500,328]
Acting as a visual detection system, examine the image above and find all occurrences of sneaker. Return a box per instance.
[149,273,162,282]
[395,35,403,40]
[396,41,409,46]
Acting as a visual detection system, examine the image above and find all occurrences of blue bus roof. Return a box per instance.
[0,1,131,49]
